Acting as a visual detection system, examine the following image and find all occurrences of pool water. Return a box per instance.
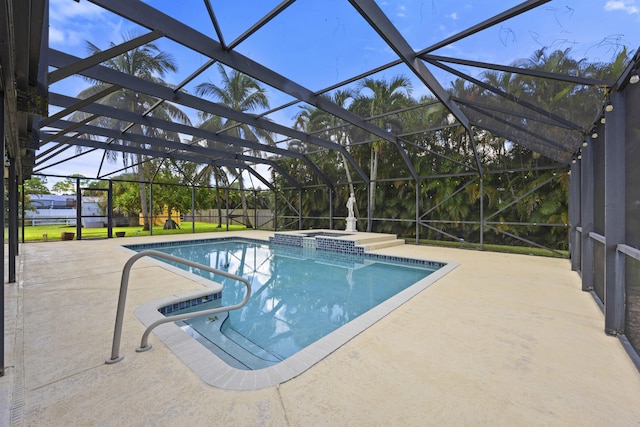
[142,239,441,369]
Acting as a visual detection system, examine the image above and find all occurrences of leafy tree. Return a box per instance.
[23,176,51,195]
[112,176,141,225]
[51,174,93,195]
[152,162,193,226]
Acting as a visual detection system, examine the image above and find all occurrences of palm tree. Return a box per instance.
[187,114,231,228]
[74,31,191,230]
[351,76,413,223]
[195,64,273,227]
[293,89,359,216]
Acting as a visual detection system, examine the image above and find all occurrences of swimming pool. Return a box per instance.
[129,234,456,389]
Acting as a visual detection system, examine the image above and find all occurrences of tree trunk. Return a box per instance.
[234,168,252,228]
[368,146,379,229]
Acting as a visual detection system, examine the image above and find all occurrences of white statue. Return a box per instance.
[345,193,357,231]
[346,193,356,218]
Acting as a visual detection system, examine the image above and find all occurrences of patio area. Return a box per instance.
[2,230,640,426]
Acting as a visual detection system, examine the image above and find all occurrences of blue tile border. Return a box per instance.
[127,235,445,271]
[158,292,222,315]
[124,236,267,251]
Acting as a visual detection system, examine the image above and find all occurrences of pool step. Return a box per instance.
[359,238,405,252]
[181,313,282,370]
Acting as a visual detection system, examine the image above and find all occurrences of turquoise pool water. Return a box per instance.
[133,238,441,369]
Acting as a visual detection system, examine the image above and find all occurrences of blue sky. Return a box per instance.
[41,0,640,184]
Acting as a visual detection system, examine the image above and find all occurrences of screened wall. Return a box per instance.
[3,0,640,375]
[570,70,640,367]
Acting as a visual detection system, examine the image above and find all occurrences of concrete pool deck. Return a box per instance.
[2,230,640,426]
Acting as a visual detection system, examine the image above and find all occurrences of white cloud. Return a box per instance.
[49,0,105,21]
[48,26,65,45]
[604,0,639,14]
[48,0,111,49]
[396,4,407,18]
[447,12,459,20]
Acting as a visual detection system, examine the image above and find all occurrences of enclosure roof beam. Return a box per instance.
[40,134,285,190]
[39,85,120,128]
[227,0,296,49]
[426,57,585,132]
[48,49,362,184]
[85,0,381,183]
[471,122,568,164]
[416,0,551,55]
[46,118,288,173]
[46,120,303,190]
[348,0,482,177]
[460,102,570,152]
[421,54,614,88]
[47,92,333,189]
[348,0,470,130]
[451,96,577,131]
[48,92,302,161]
[48,30,163,84]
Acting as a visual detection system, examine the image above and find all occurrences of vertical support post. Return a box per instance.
[191,186,196,233]
[329,188,333,230]
[581,137,595,292]
[75,177,82,240]
[569,161,581,271]
[8,157,17,282]
[273,188,278,231]
[298,189,302,230]
[225,187,229,231]
[480,177,484,250]
[415,181,419,244]
[107,180,113,238]
[21,186,25,243]
[604,91,626,335]
[254,190,258,229]
[1,92,6,377]
[148,183,153,236]
[367,182,372,232]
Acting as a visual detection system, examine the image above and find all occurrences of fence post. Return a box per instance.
[415,181,419,244]
[225,187,229,231]
[329,188,333,230]
[273,188,278,231]
[76,177,82,240]
[480,177,484,251]
[107,180,113,238]
[191,186,195,233]
[149,183,153,236]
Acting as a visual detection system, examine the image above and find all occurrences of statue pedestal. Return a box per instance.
[346,217,357,232]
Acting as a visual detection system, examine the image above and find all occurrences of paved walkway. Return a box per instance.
[2,231,640,426]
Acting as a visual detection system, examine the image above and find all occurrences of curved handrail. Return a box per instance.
[106,249,251,364]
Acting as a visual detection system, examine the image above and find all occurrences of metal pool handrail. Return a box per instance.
[106,249,251,364]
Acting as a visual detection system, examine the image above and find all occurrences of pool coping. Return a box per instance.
[129,236,459,390]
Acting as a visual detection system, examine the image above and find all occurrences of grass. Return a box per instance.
[409,238,569,258]
[10,222,248,242]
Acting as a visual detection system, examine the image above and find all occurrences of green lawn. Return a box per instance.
[9,222,249,242]
[410,238,568,258]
